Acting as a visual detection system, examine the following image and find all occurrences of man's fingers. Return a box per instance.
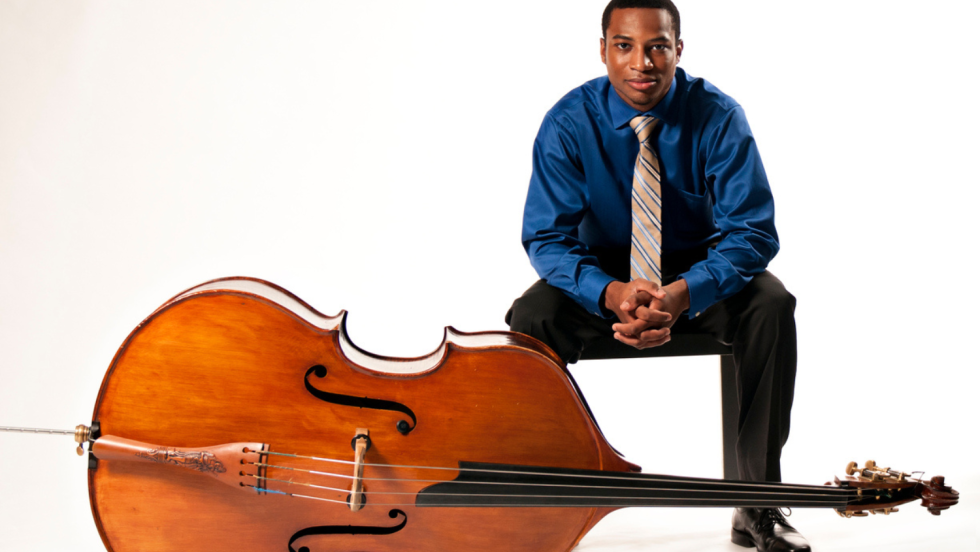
[635,304,671,324]
[613,327,671,349]
[620,290,653,312]
[612,318,655,336]
[638,327,672,343]
[620,280,666,311]
[613,325,669,341]
[633,280,666,298]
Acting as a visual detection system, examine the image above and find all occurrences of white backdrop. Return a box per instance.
[1,1,977,550]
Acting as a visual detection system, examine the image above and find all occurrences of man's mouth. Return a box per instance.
[627,79,657,91]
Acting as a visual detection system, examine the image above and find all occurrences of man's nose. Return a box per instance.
[630,49,653,71]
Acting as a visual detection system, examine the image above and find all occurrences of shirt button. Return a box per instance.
[695,312,701,317]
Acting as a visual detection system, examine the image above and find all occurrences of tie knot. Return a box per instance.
[630,115,659,143]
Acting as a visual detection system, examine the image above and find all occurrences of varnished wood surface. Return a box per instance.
[89,279,633,552]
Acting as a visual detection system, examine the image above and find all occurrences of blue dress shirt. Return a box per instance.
[521,67,779,318]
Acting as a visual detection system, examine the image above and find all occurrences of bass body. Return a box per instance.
[89,277,634,552]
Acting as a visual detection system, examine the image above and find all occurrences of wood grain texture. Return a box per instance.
[88,279,634,552]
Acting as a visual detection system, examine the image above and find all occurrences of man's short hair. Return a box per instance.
[601,0,681,42]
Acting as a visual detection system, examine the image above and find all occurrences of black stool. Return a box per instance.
[579,334,737,480]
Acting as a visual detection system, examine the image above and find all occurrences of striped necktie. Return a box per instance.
[629,115,663,285]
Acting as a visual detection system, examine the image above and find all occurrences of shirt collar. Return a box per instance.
[608,72,678,130]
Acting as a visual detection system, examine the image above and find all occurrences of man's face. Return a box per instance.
[601,8,683,112]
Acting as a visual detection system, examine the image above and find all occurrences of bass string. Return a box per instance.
[247,462,856,501]
[251,450,855,495]
[246,473,858,503]
[0,426,75,435]
[241,483,857,508]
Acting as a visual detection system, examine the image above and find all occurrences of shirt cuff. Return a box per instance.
[678,267,717,319]
[579,269,617,318]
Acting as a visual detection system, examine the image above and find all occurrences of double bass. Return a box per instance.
[5,277,959,551]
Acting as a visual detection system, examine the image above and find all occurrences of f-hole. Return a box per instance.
[304,365,417,435]
[288,509,408,552]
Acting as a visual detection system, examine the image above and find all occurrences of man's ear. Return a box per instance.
[676,39,684,61]
[600,37,607,64]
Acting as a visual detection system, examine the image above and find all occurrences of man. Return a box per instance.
[506,1,808,551]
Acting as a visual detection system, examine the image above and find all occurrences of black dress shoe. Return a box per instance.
[731,508,811,551]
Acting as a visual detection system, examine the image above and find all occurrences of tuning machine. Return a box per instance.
[871,507,899,515]
[845,460,910,483]
[74,424,92,456]
[839,506,900,518]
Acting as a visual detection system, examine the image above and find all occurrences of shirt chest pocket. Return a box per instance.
[662,186,716,240]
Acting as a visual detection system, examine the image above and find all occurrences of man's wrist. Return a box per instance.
[603,281,626,314]
[665,279,691,313]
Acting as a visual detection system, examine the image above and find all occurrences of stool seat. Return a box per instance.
[579,333,738,480]
[579,333,731,360]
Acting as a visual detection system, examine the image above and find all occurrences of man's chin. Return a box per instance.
[626,94,657,111]
[612,85,660,112]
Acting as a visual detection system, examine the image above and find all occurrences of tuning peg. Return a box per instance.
[871,507,898,515]
[74,425,92,456]
[846,461,859,476]
[836,509,872,518]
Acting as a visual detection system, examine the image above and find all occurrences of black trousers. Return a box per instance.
[505,271,797,482]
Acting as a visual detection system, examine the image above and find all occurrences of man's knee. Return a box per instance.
[745,272,796,319]
[505,280,567,338]
[506,295,543,337]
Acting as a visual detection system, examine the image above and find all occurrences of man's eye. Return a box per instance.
[615,43,630,50]
[650,44,666,51]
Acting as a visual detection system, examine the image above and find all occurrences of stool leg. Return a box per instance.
[720,355,738,480]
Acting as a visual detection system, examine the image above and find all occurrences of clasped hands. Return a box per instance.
[603,278,691,349]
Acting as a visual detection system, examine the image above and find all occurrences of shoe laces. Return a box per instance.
[758,507,794,531]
